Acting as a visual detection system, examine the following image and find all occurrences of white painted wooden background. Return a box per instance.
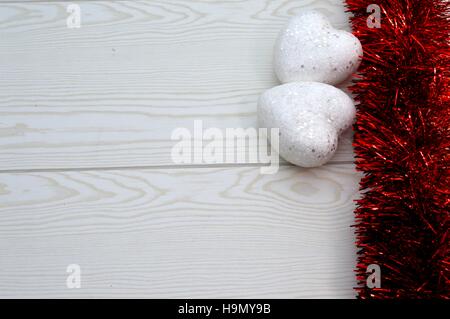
[0,0,360,298]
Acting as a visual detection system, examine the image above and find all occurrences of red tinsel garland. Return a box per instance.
[346,0,450,298]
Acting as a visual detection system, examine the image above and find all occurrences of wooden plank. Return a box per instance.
[0,0,355,171]
[0,164,360,298]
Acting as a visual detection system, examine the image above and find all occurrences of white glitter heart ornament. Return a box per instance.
[274,10,362,85]
[257,82,355,167]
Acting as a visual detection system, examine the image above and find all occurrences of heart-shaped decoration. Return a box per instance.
[258,82,355,167]
[274,10,362,85]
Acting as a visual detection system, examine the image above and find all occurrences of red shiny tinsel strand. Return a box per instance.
[346,0,450,298]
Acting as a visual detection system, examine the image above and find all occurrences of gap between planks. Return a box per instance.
[0,160,355,175]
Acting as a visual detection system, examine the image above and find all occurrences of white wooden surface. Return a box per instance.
[0,0,354,170]
[0,0,359,298]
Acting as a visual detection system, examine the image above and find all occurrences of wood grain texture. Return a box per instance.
[0,0,361,299]
[0,0,355,171]
[0,164,360,298]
